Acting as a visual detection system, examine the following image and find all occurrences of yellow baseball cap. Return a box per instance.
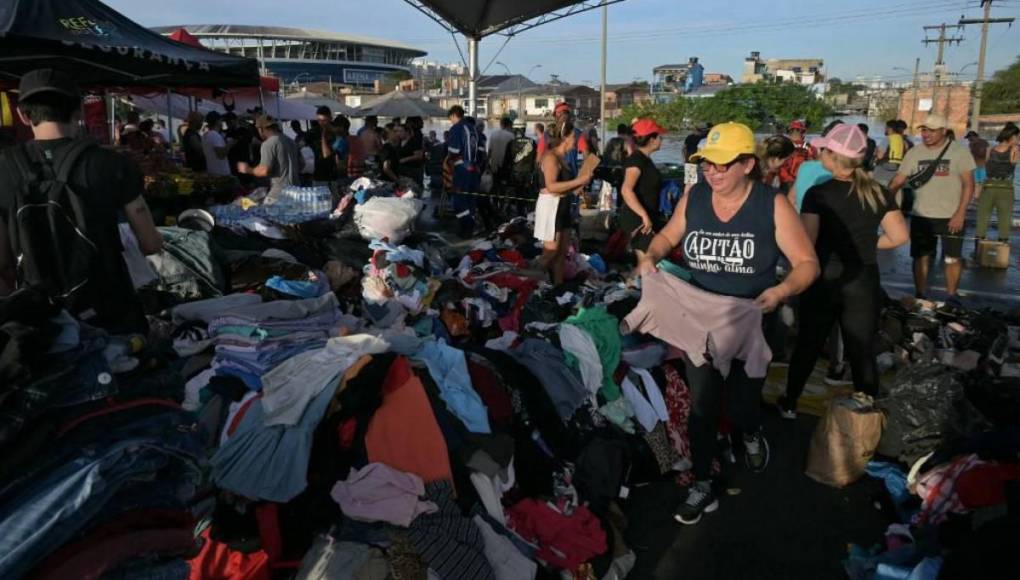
[689,122,756,164]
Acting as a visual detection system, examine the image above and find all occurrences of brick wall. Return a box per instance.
[898,85,972,135]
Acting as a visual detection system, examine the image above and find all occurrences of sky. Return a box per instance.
[106,0,1020,86]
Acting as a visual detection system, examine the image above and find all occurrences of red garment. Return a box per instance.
[188,529,270,580]
[507,500,606,571]
[497,249,527,268]
[467,359,513,429]
[366,357,454,483]
[32,510,196,580]
[468,250,486,264]
[471,273,538,333]
[955,462,1020,509]
[777,146,814,188]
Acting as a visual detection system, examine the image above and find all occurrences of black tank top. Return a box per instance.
[538,154,572,190]
[986,148,1016,181]
[681,181,780,298]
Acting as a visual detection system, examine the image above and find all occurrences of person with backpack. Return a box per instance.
[0,69,162,334]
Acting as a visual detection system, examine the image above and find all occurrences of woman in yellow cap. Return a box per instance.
[635,122,819,524]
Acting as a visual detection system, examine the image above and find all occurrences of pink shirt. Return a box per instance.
[621,271,772,378]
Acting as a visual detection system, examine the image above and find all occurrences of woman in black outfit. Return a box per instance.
[619,118,666,262]
[780,124,909,417]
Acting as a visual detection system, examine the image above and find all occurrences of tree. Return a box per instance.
[689,83,834,131]
[609,83,834,132]
[981,56,1020,114]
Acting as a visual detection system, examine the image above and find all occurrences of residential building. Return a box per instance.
[651,57,704,103]
[604,83,652,117]
[742,51,824,86]
[686,85,728,99]
[487,84,601,120]
[703,73,734,86]
[438,74,536,118]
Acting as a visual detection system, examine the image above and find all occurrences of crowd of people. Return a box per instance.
[0,67,1018,570]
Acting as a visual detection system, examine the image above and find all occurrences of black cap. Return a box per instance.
[18,69,80,101]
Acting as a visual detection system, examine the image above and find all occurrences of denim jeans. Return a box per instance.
[0,409,203,579]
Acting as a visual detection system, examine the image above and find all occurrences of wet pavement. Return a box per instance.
[879,205,1020,311]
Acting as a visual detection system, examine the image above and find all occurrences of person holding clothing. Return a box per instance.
[534,121,594,285]
[619,118,666,261]
[975,125,1019,242]
[635,122,820,524]
[236,115,302,201]
[888,114,975,303]
[780,124,909,418]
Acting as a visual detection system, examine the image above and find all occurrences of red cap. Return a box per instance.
[631,118,667,138]
[788,120,806,132]
[554,102,571,114]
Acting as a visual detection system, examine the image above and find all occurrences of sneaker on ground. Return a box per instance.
[945,295,963,308]
[743,431,770,473]
[674,481,718,525]
[824,363,853,386]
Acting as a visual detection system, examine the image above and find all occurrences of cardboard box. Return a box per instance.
[975,239,1010,269]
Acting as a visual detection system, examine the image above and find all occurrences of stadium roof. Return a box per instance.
[151,25,426,55]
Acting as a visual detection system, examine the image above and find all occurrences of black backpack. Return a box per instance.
[1,140,98,303]
[507,136,537,193]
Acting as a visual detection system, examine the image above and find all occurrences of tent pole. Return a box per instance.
[106,90,115,144]
[467,36,478,117]
[600,3,608,150]
[165,89,173,145]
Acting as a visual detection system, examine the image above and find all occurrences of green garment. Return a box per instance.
[563,306,623,401]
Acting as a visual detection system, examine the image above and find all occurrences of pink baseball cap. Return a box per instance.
[810,123,868,160]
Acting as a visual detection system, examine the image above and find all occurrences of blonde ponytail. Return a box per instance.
[850,166,883,213]
[829,151,884,212]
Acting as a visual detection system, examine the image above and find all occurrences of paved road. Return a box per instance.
[879,205,1020,311]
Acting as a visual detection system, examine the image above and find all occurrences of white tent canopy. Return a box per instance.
[126,93,319,122]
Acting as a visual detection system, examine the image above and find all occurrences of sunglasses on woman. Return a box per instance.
[700,158,743,174]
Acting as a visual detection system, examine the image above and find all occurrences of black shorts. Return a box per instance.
[910,216,963,259]
[555,195,574,231]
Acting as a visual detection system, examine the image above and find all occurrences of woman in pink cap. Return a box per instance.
[779,123,909,416]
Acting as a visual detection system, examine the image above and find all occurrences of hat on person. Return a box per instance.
[18,68,81,101]
[554,102,571,115]
[919,114,948,130]
[810,123,868,160]
[631,118,667,138]
[689,122,756,164]
[788,120,806,132]
[255,114,278,129]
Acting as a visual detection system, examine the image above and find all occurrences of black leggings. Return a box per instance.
[786,266,881,401]
[684,356,765,480]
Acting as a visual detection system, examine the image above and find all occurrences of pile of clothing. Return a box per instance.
[843,305,1020,580]
[0,289,204,580]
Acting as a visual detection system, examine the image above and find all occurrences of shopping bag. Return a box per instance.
[805,394,885,488]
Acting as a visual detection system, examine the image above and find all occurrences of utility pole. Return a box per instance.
[909,57,920,132]
[922,23,964,117]
[959,1,1014,132]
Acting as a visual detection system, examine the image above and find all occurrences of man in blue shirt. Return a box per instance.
[445,105,480,237]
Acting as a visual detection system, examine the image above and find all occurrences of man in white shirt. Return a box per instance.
[201,111,231,176]
[487,116,515,175]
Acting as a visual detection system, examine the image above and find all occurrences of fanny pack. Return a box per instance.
[905,142,951,191]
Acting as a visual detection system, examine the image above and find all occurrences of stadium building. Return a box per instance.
[153,25,426,88]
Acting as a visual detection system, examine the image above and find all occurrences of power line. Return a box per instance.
[958,0,1015,130]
